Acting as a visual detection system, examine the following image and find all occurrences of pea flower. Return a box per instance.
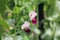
[29,11,37,24]
[21,21,31,32]
[29,11,37,20]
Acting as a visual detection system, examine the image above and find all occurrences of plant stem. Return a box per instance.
[14,27,16,40]
[0,35,2,40]
[52,22,56,40]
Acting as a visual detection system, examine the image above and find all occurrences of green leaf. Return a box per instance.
[0,14,9,34]
[0,0,10,13]
[23,35,30,40]
[16,17,24,26]
[13,6,20,14]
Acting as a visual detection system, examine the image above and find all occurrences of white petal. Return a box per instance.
[21,21,30,29]
[29,11,37,18]
[21,24,25,29]
[24,21,30,27]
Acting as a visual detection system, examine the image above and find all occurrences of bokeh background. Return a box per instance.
[0,0,60,40]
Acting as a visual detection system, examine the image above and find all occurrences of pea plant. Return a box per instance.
[0,0,60,40]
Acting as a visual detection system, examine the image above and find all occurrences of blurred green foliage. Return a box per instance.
[0,0,60,40]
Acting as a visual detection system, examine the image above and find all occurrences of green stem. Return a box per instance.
[34,33,39,40]
[14,27,16,40]
[13,15,17,40]
[0,35,2,40]
[52,22,56,40]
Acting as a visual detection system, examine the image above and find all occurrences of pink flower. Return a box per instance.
[29,11,37,20]
[21,21,30,29]
[21,21,31,32]
[29,11,37,24]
